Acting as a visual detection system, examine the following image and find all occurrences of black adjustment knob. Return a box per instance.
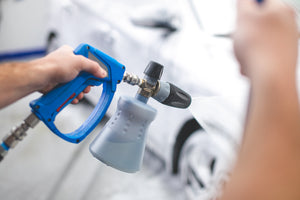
[144,61,164,80]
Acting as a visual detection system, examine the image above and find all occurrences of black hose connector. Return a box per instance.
[144,61,163,81]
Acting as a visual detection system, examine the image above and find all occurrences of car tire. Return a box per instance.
[178,130,236,200]
[172,118,202,174]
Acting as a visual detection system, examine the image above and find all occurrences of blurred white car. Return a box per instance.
[47,0,249,199]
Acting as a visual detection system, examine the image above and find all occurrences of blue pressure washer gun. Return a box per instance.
[0,43,191,172]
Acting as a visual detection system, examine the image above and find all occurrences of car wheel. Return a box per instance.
[178,130,216,199]
[178,131,236,200]
[172,118,202,174]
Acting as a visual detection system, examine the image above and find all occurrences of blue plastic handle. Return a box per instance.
[30,43,125,143]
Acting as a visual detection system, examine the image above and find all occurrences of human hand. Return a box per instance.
[234,0,298,82]
[33,45,107,103]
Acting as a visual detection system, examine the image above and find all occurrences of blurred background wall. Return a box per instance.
[0,0,48,54]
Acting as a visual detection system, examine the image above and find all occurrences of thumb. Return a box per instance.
[76,55,107,78]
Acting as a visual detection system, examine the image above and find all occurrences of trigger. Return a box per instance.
[88,52,109,78]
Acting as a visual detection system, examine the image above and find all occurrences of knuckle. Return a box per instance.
[76,55,87,67]
[61,45,73,51]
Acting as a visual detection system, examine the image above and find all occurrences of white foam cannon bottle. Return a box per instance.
[89,61,191,173]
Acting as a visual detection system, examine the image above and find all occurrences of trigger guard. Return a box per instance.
[48,82,115,143]
[31,43,125,143]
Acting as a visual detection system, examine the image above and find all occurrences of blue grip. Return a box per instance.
[30,43,125,143]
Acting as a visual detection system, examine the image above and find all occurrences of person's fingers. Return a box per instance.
[55,45,108,79]
[71,86,92,104]
[71,92,84,104]
[77,92,84,100]
[77,55,107,78]
[237,0,257,10]
[237,0,258,15]
[83,86,91,93]
[71,98,79,104]
[54,45,107,79]
[237,0,291,14]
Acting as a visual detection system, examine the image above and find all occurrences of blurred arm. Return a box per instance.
[221,0,300,199]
